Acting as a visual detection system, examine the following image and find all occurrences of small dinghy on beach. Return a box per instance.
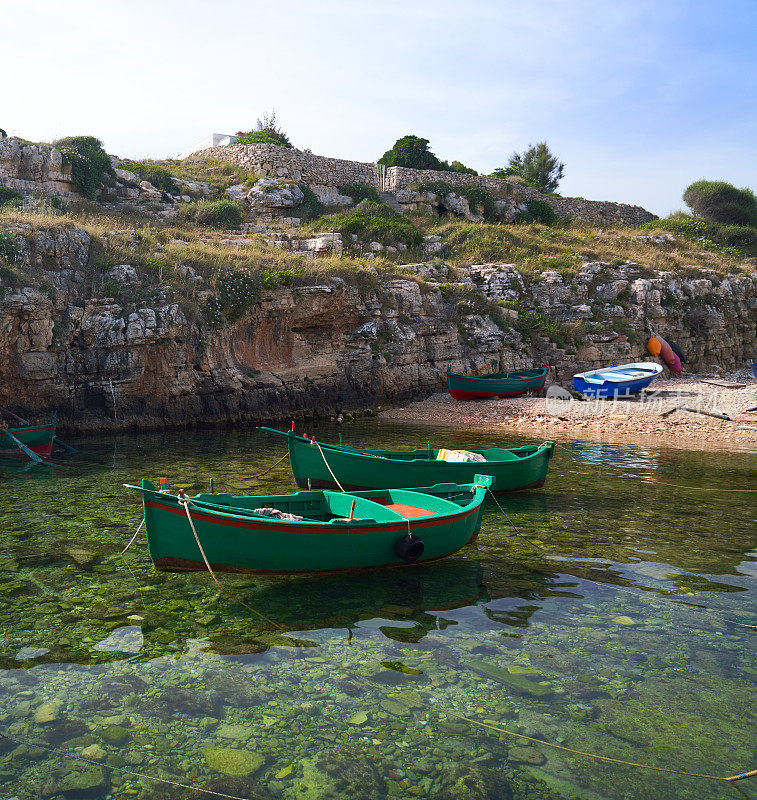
[572,362,664,398]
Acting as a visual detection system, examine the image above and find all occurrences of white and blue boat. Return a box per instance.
[573,362,663,397]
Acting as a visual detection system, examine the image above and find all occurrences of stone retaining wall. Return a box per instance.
[384,166,657,226]
[189,143,378,188]
[192,144,656,226]
[0,138,78,198]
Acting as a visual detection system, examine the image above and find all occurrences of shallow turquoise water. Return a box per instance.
[0,422,754,800]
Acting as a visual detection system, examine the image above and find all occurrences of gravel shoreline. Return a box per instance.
[380,370,757,452]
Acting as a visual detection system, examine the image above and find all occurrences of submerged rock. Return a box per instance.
[467,659,553,697]
[202,745,265,776]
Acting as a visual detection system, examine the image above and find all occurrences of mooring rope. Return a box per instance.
[240,452,289,481]
[442,712,756,783]
[119,518,144,555]
[178,493,285,631]
[0,732,254,799]
[485,487,544,551]
[313,439,346,492]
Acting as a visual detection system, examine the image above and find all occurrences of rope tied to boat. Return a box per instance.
[312,438,347,492]
[240,451,289,481]
[485,488,544,551]
[177,491,285,631]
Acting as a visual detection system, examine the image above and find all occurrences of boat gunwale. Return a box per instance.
[446,367,548,384]
[269,429,553,466]
[143,494,481,535]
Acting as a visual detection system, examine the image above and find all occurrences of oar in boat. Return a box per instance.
[3,430,45,464]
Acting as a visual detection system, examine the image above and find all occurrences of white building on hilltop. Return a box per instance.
[178,133,239,160]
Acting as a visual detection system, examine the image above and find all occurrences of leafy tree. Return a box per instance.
[683,180,757,227]
[444,160,478,175]
[378,135,444,170]
[53,136,114,199]
[492,141,564,194]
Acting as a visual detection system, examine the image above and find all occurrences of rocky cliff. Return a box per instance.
[1,223,754,432]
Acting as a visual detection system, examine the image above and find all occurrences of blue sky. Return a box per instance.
[3,0,755,214]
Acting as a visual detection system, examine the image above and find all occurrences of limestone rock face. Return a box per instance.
[0,224,754,431]
[227,177,305,209]
[0,137,78,197]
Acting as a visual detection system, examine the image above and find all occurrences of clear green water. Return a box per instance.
[0,422,754,800]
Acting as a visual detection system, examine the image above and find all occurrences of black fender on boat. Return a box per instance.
[395,534,425,563]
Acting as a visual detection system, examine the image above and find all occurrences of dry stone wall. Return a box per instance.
[0,138,78,198]
[192,143,656,226]
[189,143,378,188]
[384,166,657,226]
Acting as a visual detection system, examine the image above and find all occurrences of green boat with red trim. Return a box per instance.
[0,422,56,460]
[126,475,492,574]
[261,427,554,495]
[446,367,548,400]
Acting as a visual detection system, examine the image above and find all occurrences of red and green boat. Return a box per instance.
[126,476,493,574]
[446,367,548,400]
[261,427,554,494]
[0,422,56,460]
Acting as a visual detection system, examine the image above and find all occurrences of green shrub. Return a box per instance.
[0,187,23,207]
[643,213,746,257]
[515,199,557,226]
[712,224,757,255]
[235,130,292,148]
[444,160,477,175]
[297,184,322,220]
[119,161,178,193]
[53,136,114,199]
[338,183,380,204]
[683,180,757,227]
[193,199,244,229]
[49,195,66,211]
[323,201,422,248]
[420,180,454,198]
[0,231,23,264]
[216,267,260,321]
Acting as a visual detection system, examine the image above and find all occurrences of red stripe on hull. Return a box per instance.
[144,499,478,534]
[449,378,546,400]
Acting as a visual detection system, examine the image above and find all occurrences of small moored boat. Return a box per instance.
[125,476,493,574]
[0,422,56,461]
[261,427,554,494]
[573,362,663,397]
[446,367,548,400]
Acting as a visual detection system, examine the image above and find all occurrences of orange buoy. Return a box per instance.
[647,337,662,357]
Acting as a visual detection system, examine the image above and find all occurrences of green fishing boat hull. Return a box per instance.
[263,429,554,494]
[447,367,548,400]
[136,478,490,574]
[0,424,55,459]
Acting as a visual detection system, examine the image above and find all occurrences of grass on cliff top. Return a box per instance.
[0,205,405,323]
[414,216,752,278]
[152,158,257,193]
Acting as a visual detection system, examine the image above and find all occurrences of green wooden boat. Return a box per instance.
[261,427,555,495]
[446,367,548,400]
[0,422,56,460]
[126,475,493,574]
